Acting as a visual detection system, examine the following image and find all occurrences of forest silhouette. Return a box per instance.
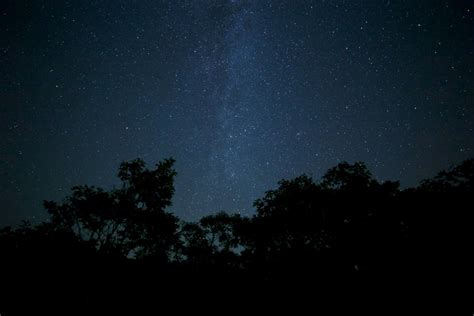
[1,158,472,312]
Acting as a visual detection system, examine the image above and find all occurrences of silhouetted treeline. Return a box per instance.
[1,158,473,313]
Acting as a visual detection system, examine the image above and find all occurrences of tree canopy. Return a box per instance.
[1,157,472,312]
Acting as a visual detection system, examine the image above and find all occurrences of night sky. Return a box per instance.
[1,1,473,225]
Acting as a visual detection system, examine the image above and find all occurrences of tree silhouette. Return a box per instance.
[1,157,472,311]
[42,158,180,261]
[420,158,474,192]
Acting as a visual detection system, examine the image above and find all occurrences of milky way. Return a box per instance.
[1,1,473,224]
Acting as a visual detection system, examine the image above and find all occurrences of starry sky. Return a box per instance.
[1,0,473,225]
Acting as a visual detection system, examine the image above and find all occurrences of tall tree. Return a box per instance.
[43,158,180,260]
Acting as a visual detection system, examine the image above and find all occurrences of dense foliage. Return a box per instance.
[1,158,472,312]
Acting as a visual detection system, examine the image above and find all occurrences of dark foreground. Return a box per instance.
[1,159,473,313]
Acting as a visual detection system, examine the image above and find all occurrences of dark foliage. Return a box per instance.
[1,158,472,313]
